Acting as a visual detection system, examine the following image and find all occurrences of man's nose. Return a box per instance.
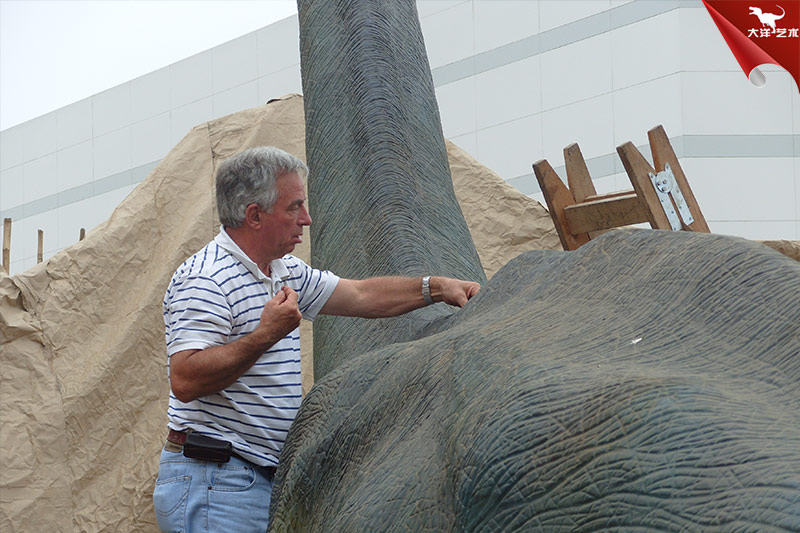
[300,206,312,226]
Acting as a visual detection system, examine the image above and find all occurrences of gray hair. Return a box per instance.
[215,146,308,228]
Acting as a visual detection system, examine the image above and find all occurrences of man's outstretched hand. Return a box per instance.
[435,277,481,307]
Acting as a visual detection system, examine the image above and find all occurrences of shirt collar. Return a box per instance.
[214,226,290,282]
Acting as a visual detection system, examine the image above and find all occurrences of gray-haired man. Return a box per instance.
[153,146,480,531]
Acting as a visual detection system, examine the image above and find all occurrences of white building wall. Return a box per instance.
[1,0,798,275]
[427,0,798,241]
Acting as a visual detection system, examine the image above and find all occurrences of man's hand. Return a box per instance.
[255,286,302,344]
[170,286,302,403]
[434,277,481,307]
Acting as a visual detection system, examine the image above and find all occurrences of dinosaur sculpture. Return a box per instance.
[269,0,800,530]
[299,0,486,380]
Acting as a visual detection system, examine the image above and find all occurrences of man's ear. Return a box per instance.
[244,203,262,229]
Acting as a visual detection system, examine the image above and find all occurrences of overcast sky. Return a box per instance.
[0,0,299,131]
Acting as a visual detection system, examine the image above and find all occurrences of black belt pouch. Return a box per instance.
[183,433,232,463]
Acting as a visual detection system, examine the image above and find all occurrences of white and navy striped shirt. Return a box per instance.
[163,227,339,467]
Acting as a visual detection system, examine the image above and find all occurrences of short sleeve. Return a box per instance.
[282,257,339,322]
[163,273,233,356]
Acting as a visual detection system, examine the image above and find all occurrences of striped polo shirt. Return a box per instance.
[163,227,339,467]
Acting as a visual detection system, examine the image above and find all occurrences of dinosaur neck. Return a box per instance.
[298,0,487,379]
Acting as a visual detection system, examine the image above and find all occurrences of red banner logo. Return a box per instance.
[703,1,800,92]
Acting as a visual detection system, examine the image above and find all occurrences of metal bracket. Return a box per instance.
[648,163,694,230]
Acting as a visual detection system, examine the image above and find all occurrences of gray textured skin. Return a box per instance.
[269,0,800,530]
[271,230,800,531]
[299,0,486,380]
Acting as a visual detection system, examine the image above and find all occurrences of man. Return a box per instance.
[153,146,480,532]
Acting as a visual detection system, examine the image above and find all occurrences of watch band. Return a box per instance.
[422,275,434,305]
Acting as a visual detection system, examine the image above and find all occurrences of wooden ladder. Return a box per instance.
[533,125,710,251]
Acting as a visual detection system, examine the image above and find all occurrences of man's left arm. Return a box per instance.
[320,276,480,318]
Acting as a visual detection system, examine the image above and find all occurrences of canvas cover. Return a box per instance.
[0,94,562,532]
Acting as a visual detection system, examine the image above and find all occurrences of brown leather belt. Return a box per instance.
[165,428,189,453]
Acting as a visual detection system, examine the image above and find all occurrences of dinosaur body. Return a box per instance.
[269,0,800,530]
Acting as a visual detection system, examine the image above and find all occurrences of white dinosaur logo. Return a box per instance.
[749,5,786,30]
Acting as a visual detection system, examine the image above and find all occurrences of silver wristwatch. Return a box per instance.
[421,275,434,305]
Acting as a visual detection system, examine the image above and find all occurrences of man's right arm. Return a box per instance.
[169,286,302,403]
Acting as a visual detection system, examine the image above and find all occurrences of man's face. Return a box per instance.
[258,171,312,259]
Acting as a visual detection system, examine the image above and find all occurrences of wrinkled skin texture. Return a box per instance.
[270,0,800,530]
[272,230,800,531]
[299,0,487,380]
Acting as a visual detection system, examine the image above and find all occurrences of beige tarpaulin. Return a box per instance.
[0,94,560,532]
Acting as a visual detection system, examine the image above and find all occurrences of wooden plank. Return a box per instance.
[564,144,596,202]
[564,143,608,239]
[564,193,649,234]
[616,142,673,230]
[584,189,636,202]
[648,125,710,232]
[37,230,43,263]
[2,218,10,274]
[533,159,589,250]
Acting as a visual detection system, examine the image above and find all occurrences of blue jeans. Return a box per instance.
[152,448,275,532]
